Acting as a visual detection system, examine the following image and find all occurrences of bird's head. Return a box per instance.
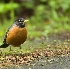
[15,18,29,28]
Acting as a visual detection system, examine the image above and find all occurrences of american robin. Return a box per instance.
[0,18,28,50]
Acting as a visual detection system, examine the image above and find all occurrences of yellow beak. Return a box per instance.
[24,20,29,23]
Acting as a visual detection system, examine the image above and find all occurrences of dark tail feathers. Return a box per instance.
[0,43,9,48]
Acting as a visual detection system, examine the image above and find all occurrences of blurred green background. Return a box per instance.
[0,0,70,53]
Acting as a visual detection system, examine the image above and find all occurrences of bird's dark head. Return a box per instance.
[15,18,29,28]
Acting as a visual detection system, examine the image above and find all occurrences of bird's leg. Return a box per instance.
[5,53,6,59]
[9,46,12,51]
[19,46,21,49]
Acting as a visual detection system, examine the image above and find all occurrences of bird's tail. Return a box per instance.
[0,43,9,48]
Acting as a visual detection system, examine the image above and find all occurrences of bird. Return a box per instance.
[0,18,28,50]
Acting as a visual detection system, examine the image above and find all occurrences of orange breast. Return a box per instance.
[6,26,27,46]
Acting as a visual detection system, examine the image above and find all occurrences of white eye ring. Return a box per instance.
[19,20,21,21]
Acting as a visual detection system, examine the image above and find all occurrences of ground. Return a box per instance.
[0,31,70,69]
